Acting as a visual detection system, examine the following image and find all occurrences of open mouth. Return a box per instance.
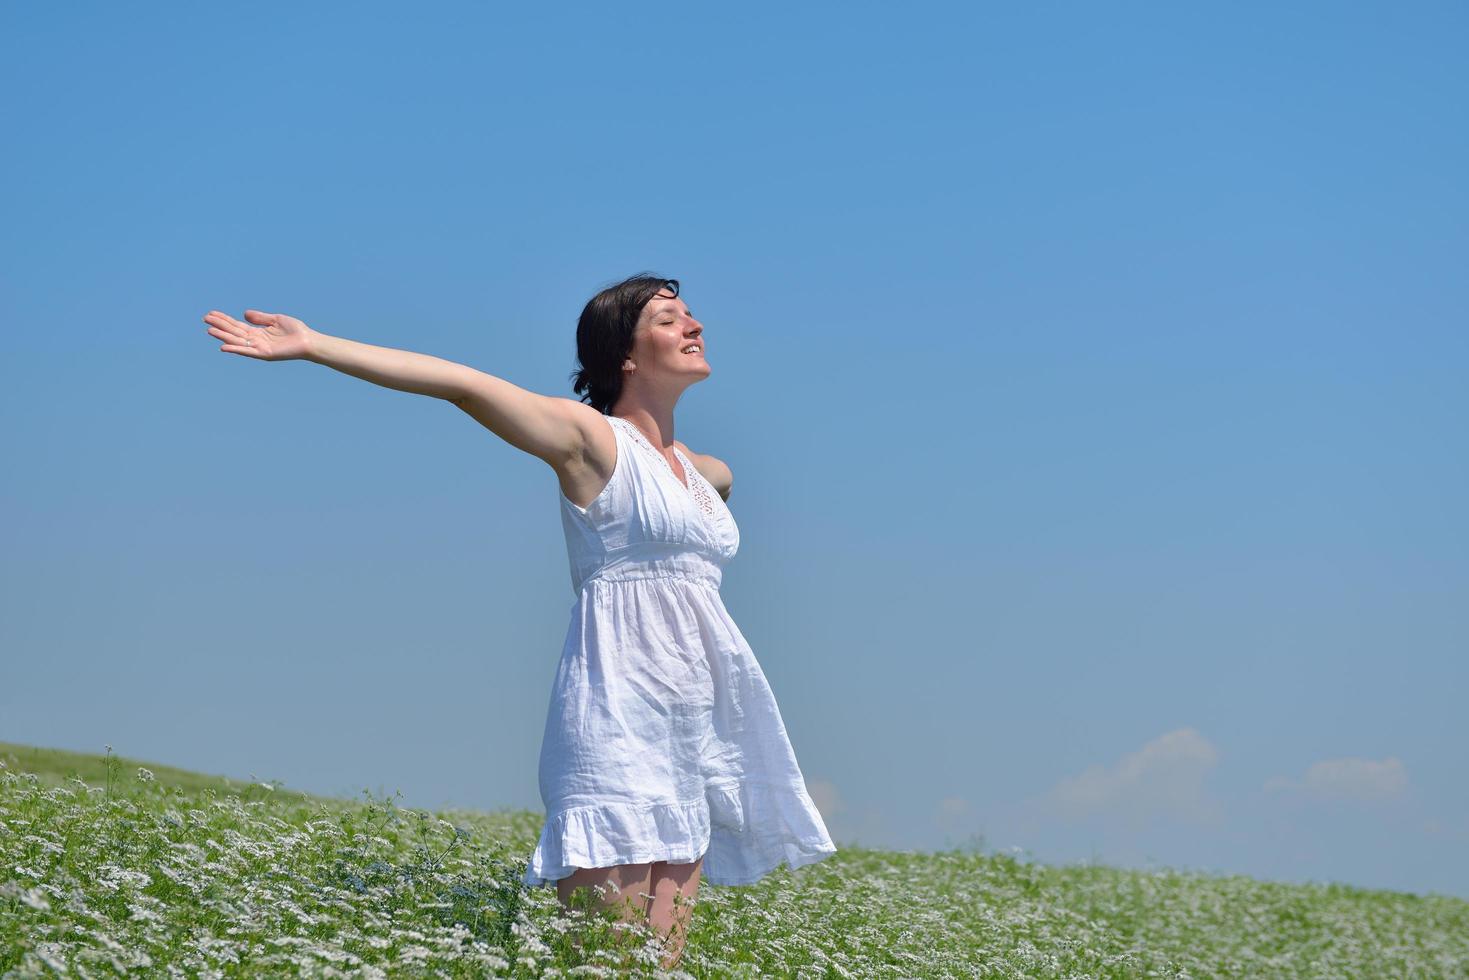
[681,345,703,356]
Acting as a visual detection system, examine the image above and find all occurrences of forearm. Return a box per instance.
[305,333,470,401]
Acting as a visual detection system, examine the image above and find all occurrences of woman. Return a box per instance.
[201,273,836,969]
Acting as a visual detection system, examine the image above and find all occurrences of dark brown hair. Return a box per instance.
[569,272,680,415]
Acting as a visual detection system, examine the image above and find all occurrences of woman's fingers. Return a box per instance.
[203,311,262,356]
[203,311,249,336]
[209,331,258,354]
[244,309,278,325]
[212,328,259,354]
[205,325,252,345]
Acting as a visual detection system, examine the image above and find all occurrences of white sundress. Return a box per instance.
[523,413,837,887]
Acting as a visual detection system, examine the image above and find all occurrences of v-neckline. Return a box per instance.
[606,415,730,547]
[611,416,692,491]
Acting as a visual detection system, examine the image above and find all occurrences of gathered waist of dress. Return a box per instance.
[577,546,724,592]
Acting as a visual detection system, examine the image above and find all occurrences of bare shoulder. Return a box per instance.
[674,439,734,502]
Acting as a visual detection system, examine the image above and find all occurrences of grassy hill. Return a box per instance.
[3,741,1466,978]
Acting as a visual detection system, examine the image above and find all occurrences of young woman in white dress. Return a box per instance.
[204,271,746,969]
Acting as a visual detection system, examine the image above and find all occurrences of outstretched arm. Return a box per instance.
[203,308,468,399]
[307,332,470,401]
[202,308,588,465]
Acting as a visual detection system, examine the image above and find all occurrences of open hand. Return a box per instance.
[203,309,316,362]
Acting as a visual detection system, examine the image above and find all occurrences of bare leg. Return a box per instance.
[555,862,654,956]
[647,855,704,969]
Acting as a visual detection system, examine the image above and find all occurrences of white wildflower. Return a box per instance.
[396,944,434,964]
[35,942,68,972]
[20,887,51,911]
[21,834,64,856]
[128,902,165,924]
[96,864,153,891]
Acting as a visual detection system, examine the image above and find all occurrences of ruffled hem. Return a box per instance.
[523,797,712,886]
[522,782,836,888]
[701,834,837,886]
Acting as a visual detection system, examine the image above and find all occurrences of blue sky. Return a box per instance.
[2,2,1465,899]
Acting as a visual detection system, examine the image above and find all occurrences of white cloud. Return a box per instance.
[935,795,974,835]
[933,796,982,849]
[1042,727,1222,825]
[806,779,845,823]
[1265,756,1408,802]
[805,779,892,847]
[937,796,972,821]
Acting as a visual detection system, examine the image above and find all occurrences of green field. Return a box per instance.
[3,741,1465,978]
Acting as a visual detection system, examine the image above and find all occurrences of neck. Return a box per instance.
[611,396,679,448]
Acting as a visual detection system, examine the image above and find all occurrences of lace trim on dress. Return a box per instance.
[609,416,720,523]
[676,448,721,521]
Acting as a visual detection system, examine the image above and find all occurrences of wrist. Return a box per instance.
[303,330,334,364]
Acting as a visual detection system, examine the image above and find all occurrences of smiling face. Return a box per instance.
[626,287,710,383]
